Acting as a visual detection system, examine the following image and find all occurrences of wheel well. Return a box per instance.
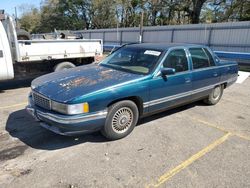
[214,83,227,89]
[107,96,144,117]
[223,82,227,89]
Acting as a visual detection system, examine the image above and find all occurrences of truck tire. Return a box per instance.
[101,100,139,140]
[204,85,224,105]
[16,29,31,40]
[54,62,76,72]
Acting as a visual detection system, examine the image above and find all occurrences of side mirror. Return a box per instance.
[161,68,175,76]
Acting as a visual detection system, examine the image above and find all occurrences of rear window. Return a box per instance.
[204,48,215,66]
[189,48,214,69]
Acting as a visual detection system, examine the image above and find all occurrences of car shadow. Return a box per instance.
[0,78,33,90]
[6,101,205,151]
[138,101,205,125]
[6,109,107,150]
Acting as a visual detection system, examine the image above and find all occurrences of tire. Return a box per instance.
[204,85,224,105]
[101,100,139,140]
[16,29,31,40]
[54,62,76,72]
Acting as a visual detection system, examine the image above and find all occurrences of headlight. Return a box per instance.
[51,101,89,115]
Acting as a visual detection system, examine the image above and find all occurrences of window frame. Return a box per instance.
[100,46,164,75]
[203,47,218,66]
[188,47,217,70]
[154,47,191,77]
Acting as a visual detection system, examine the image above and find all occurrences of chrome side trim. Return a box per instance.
[227,77,237,83]
[27,94,107,124]
[36,109,107,124]
[144,76,237,108]
[26,105,40,121]
[39,122,96,136]
[143,83,218,108]
[40,122,68,135]
[26,100,107,124]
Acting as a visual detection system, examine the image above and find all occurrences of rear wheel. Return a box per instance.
[101,100,139,140]
[54,62,76,72]
[204,85,224,105]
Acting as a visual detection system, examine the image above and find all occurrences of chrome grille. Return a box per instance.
[32,92,51,110]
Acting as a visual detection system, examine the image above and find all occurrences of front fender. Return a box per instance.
[71,78,150,113]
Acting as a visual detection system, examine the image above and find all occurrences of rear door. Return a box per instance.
[188,47,220,99]
[0,22,14,80]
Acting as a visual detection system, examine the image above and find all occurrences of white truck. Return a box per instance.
[0,11,103,81]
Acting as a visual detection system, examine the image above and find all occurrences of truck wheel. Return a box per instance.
[101,100,139,140]
[54,62,76,72]
[16,29,31,40]
[204,85,224,105]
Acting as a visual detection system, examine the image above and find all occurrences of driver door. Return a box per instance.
[147,48,193,113]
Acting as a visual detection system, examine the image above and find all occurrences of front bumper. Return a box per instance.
[26,96,107,136]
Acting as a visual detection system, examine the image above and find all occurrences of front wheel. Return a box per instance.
[204,85,224,105]
[101,100,139,140]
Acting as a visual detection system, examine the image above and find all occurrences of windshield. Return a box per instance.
[100,47,163,75]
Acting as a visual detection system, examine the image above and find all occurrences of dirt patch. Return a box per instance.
[0,133,9,142]
[98,69,113,80]
[56,181,79,188]
[0,145,28,162]
[237,115,246,120]
[60,77,97,89]
[59,69,114,90]
[6,168,33,177]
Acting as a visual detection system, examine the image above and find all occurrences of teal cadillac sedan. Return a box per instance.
[26,43,238,140]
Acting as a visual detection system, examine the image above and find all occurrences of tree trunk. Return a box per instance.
[190,0,206,24]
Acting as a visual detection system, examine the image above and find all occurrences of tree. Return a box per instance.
[90,0,117,28]
[18,0,250,34]
[18,5,41,33]
[183,0,208,24]
[223,0,250,21]
[57,0,92,30]
[37,0,64,33]
[201,0,250,23]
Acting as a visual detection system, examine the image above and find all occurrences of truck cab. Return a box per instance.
[0,12,14,80]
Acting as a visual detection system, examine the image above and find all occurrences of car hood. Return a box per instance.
[32,64,144,103]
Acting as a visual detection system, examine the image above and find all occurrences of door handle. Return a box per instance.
[185,77,191,83]
[0,50,3,58]
[213,72,218,77]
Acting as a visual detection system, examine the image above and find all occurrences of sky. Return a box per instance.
[1,0,42,17]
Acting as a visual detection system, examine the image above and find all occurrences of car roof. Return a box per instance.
[126,43,206,51]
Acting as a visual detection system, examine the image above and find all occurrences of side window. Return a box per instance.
[204,48,215,66]
[189,48,210,69]
[163,49,188,73]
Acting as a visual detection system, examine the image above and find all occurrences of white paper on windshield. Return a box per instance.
[144,50,161,56]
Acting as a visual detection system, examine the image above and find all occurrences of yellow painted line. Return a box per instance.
[146,133,232,188]
[0,102,27,110]
[233,134,250,141]
[189,116,250,141]
[190,116,229,133]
